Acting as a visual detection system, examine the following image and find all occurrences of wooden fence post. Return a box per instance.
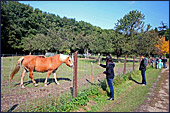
[133,54,135,71]
[91,62,94,83]
[73,51,78,97]
[123,55,127,75]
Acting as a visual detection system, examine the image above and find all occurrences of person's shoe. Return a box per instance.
[107,98,114,101]
[142,84,146,86]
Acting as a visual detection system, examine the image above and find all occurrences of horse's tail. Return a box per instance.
[10,57,24,81]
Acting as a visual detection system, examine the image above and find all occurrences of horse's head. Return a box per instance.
[65,56,73,67]
[59,54,73,67]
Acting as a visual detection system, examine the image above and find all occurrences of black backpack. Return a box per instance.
[144,58,147,67]
[139,58,147,70]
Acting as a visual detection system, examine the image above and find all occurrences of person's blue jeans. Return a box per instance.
[163,62,167,68]
[107,78,114,99]
[141,70,146,85]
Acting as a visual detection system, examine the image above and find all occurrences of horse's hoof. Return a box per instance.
[44,84,47,87]
[34,84,38,87]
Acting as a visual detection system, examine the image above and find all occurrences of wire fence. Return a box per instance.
[1,53,141,112]
[1,54,74,112]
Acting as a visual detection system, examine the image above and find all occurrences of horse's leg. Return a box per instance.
[53,70,60,85]
[20,68,26,88]
[44,70,53,87]
[29,70,38,87]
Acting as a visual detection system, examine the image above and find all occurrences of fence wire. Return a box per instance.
[1,54,140,112]
[1,54,74,112]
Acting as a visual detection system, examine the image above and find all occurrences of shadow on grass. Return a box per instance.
[15,77,72,86]
[129,76,142,84]
[86,79,96,85]
[7,104,18,112]
[70,87,73,97]
[98,79,110,97]
[86,79,110,97]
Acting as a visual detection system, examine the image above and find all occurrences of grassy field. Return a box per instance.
[1,55,140,112]
[88,67,162,112]
[15,66,163,112]
[1,55,165,112]
[1,56,139,89]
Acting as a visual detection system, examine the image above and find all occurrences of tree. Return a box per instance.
[157,21,169,41]
[136,30,158,56]
[34,34,53,53]
[111,31,125,62]
[88,28,115,55]
[21,35,36,55]
[1,1,34,53]
[155,36,169,55]
[114,10,145,56]
[88,30,101,54]
[115,10,145,37]
[2,1,160,57]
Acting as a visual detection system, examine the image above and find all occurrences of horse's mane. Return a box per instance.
[33,54,70,62]
[59,54,69,62]
[38,55,46,58]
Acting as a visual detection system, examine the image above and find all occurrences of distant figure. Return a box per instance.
[148,57,151,65]
[162,57,167,68]
[151,57,155,68]
[139,55,147,86]
[155,58,159,69]
[161,57,163,67]
[98,54,115,101]
[158,57,162,69]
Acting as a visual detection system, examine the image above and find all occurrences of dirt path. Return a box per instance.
[134,64,169,112]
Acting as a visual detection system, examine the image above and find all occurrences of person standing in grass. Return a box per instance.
[158,57,162,69]
[162,57,167,68]
[151,57,155,68]
[139,55,147,86]
[155,58,159,69]
[98,54,115,101]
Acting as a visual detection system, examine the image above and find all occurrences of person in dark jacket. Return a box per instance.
[98,54,115,100]
[162,57,167,68]
[139,55,147,85]
[151,57,155,68]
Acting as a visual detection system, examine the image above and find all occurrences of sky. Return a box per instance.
[19,1,169,30]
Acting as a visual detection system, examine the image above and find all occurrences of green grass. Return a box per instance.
[88,66,162,112]
[21,68,160,112]
[1,55,141,112]
[17,66,162,112]
[1,56,139,90]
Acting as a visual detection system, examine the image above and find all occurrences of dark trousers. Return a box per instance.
[141,70,146,85]
[107,78,114,99]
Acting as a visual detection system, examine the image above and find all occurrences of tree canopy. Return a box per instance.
[1,1,169,58]
[155,36,169,55]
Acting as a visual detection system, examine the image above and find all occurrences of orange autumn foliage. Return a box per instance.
[155,36,169,55]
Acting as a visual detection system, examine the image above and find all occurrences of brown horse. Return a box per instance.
[10,54,73,88]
